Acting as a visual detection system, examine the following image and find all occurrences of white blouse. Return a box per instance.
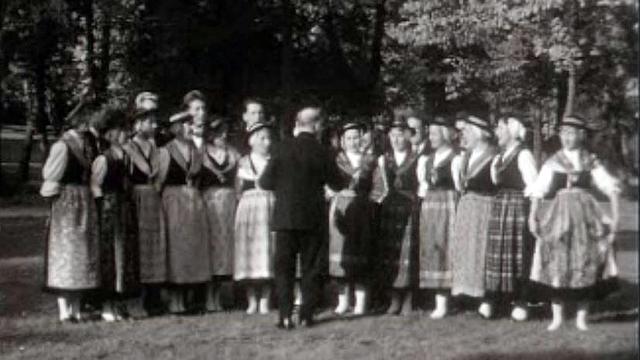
[528,149,620,199]
[90,155,108,198]
[489,143,538,196]
[40,130,83,197]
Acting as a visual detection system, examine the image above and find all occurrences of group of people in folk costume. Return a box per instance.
[41,88,621,332]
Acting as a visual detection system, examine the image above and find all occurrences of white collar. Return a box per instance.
[192,136,204,149]
[502,142,521,159]
[393,150,408,166]
[562,148,582,170]
[433,147,452,166]
[345,151,362,169]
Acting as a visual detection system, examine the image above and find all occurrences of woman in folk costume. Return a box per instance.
[416,115,460,319]
[528,115,620,331]
[155,111,211,314]
[480,115,538,321]
[123,96,166,316]
[372,118,419,316]
[90,106,140,321]
[40,101,101,322]
[201,117,241,312]
[234,121,275,315]
[450,114,498,315]
[327,122,376,315]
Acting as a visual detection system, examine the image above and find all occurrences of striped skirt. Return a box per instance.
[379,192,416,289]
[485,189,532,297]
[234,189,275,281]
[451,192,493,298]
[328,193,372,279]
[133,185,166,284]
[98,192,140,296]
[45,185,100,292]
[530,189,618,300]
[203,186,237,277]
[418,190,458,289]
[161,186,211,284]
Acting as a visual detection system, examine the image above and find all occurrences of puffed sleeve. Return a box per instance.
[527,160,555,199]
[90,155,108,198]
[451,154,463,192]
[416,155,429,198]
[40,141,68,197]
[591,160,621,197]
[518,149,539,197]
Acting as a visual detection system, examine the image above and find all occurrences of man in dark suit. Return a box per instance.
[258,107,343,329]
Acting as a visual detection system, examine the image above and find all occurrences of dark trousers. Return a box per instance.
[275,228,324,321]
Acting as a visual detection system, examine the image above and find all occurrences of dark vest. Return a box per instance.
[164,157,189,186]
[60,148,88,185]
[127,141,154,185]
[547,171,591,197]
[424,152,456,191]
[102,151,129,194]
[384,152,418,196]
[494,148,526,191]
[201,152,236,188]
[462,149,497,195]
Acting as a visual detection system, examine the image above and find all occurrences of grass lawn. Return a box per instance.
[0,202,637,360]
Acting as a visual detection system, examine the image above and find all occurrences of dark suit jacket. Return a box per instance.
[258,132,343,231]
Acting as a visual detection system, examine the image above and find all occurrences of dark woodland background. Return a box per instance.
[0,0,638,194]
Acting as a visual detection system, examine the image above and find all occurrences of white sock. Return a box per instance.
[354,286,367,315]
[547,302,563,331]
[511,305,528,321]
[246,287,258,314]
[478,301,493,319]
[102,301,117,322]
[576,306,589,331]
[430,294,448,319]
[57,297,71,321]
[259,286,271,314]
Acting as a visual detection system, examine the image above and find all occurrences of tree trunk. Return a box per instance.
[0,1,8,188]
[35,57,50,158]
[85,0,97,94]
[96,9,112,98]
[19,81,34,183]
[279,0,294,137]
[562,68,576,118]
[532,104,543,167]
[366,0,386,113]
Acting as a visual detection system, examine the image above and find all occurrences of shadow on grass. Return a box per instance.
[456,349,637,360]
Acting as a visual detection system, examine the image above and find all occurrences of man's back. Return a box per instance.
[259,132,341,230]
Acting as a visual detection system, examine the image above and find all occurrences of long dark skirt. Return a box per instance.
[529,189,619,301]
[484,190,533,299]
[203,186,236,277]
[379,192,416,289]
[45,185,100,292]
[98,192,140,297]
[161,186,211,284]
[418,190,458,289]
[328,193,373,280]
[133,185,166,284]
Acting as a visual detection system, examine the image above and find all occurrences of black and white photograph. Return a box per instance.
[0,0,638,359]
